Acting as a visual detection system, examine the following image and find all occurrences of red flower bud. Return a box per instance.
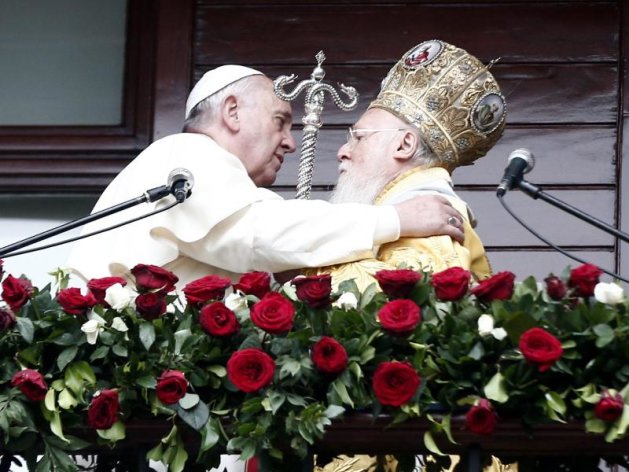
[156,370,188,405]
[11,369,48,401]
[466,398,497,435]
[594,390,625,422]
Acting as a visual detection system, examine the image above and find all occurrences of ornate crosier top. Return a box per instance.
[274,50,358,199]
[0,263,628,472]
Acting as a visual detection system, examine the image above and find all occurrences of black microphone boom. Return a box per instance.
[168,168,194,203]
[0,168,190,258]
[496,148,535,196]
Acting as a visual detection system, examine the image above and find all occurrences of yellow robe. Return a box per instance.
[314,167,491,293]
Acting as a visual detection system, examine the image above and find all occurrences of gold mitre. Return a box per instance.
[369,40,506,171]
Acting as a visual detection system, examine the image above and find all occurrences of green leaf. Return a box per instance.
[208,365,227,377]
[90,345,109,361]
[44,389,56,412]
[423,431,444,456]
[58,389,78,410]
[139,322,156,351]
[268,391,286,414]
[64,361,96,397]
[57,345,79,371]
[324,405,345,419]
[178,393,200,410]
[545,391,567,417]
[484,372,508,403]
[197,418,220,457]
[332,379,354,408]
[96,421,126,442]
[146,443,163,461]
[136,375,157,389]
[49,411,69,443]
[112,343,128,357]
[16,317,35,344]
[172,399,210,431]
[174,329,192,354]
[170,435,189,472]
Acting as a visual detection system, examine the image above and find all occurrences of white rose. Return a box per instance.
[477,314,495,337]
[81,319,104,345]
[594,282,624,304]
[492,327,508,341]
[333,292,358,311]
[111,317,129,332]
[104,283,134,311]
[225,292,248,312]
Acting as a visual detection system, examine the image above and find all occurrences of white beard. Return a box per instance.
[328,171,390,204]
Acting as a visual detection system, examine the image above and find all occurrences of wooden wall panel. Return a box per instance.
[195,64,618,125]
[194,4,617,64]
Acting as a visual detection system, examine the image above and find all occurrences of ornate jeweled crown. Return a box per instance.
[369,40,506,171]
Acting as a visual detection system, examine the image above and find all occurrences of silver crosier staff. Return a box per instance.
[274,51,359,200]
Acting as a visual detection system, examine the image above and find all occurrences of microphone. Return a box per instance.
[168,168,194,203]
[496,148,535,196]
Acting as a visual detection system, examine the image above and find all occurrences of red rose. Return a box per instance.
[569,264,603,297]
[1,275,33,312]
[156,370,188,405]
[11,369,48,401]
[311,337,348,375]
[183,275,231,306]
[250,292,295,335]
[471,271,515,303]
[87,276,127,305]
[292,275,332,308]
[199,302,240,337]
[130,264,178,293]
[594,390,625,422]
[0,306,16,331]
[377,299,421,336]
[374,269,421,298]
[57,288,97,316]
[372,361,420,407]
[544,275,567,300]
[466,398,497,435]
[87,389,119,430]
[519,327,563,372]
[234,271,271,299]
[135,292,167,320]
[227,348,275,393]
[431,267,471,301]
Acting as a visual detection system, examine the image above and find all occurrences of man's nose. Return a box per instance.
[337,142,351,162]
[283,130,297,153]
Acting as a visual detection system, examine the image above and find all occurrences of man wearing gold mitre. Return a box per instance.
[310,39,506,293]
[311,40,515,472]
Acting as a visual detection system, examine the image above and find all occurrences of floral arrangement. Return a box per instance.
[1,258,629,472]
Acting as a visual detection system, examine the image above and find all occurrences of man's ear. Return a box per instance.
[221,95,240,132]
[393,130,418,162]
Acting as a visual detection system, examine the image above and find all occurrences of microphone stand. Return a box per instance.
[516,179,629,243]
[0,186,172,258]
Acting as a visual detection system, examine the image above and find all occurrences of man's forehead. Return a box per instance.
[354,108,392,128]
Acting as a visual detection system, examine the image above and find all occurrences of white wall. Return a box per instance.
[0,194,98,288]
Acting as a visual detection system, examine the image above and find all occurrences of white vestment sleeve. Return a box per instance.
[154,199,400,274]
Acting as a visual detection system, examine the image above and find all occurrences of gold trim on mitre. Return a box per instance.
[369,40,506,171]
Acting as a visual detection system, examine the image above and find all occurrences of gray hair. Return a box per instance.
[409,129,440,168]
[183,75,262,132]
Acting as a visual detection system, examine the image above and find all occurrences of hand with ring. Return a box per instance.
[393,195,465,243]
[447,216,461,227]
